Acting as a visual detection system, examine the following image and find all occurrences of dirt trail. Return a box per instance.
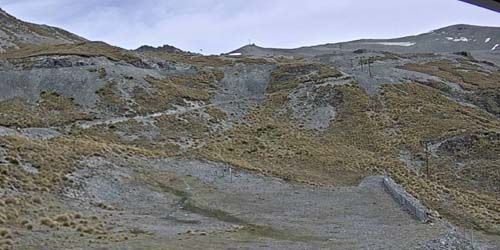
[0,97,258,139]
[75,98,252,129]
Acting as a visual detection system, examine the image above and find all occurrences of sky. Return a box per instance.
[1,0,499,54]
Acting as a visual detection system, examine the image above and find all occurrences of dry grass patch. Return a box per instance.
[394,59,500,115]
[400,59,500,91]
[155,113,210,141]
[72,119,181,152]
[380,83,500,233]
[133,69,222,114]
[198,85,379,186]
[381,83,499,153]
[0,42,141,65]
[267,62,342,93]
[0,91,93,128]
[95,81,129,116]
[0,134,166,192]
[0,134,166,245]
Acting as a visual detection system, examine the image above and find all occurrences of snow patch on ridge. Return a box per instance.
[446,37,469,42]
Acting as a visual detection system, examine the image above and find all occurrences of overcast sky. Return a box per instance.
[1,0,499,54]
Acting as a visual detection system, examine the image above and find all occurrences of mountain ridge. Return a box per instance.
[135,44,187,54]
[230,24,500,56]
[0,8,86,52]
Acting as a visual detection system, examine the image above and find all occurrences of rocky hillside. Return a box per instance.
[0,8,85,52]
[0,9,499,249]
[231,24,500,60]
[135,44,187,54]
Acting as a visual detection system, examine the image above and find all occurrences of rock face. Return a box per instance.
[0,10,499,250]
[0,8,85,52]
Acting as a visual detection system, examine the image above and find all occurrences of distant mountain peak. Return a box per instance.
[0,8,85,52]
[135,44,186,54]
[229,24,500,56]
[228,44,270,55]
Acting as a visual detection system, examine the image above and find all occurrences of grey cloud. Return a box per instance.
[1,0,499,54]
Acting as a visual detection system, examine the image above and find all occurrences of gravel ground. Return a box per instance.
[17,157,483,250]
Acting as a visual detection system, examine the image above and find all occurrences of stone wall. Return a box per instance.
[383,176,429,222]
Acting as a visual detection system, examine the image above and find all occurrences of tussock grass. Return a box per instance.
[401,59,500,115]
[72,119,181,152]
[0,132,166,245]
[267,62,342,93]
[381,83,498,153]
[0,133,166,194]
[379,83,500,233]
[401,59,500,91]
[0,91,93,128]
[0,42,141,65]
[133,70,222,114]
[95,81,129,115]
[198,84,376,186]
